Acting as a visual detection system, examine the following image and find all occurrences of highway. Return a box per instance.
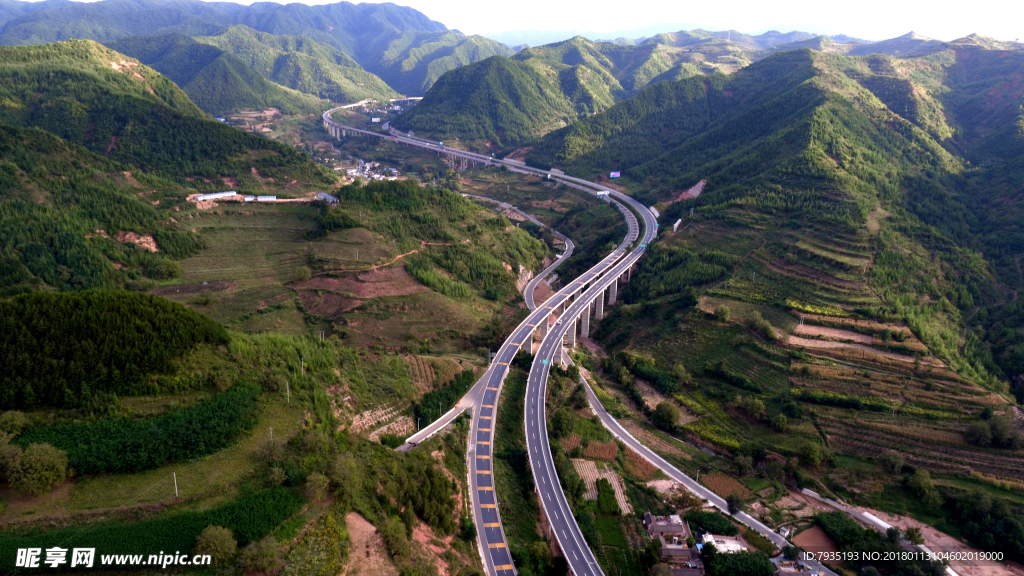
[524,186,656,576]
[322,108,835,576]
[324,105,643,576]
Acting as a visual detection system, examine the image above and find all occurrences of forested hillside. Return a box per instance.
[529,42,1024,386]
[0,124,208,293]
[193,25,399,103]
[0,39,333,181]
[0,291,228,408]
[107,33,325,115]
[0,0,508,95]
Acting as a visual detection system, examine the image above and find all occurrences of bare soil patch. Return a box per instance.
[295,266,428,299]
[794,324,874,344]
[115,231,158,252]
[793,525,840,567]
[299,290,363,318]
[861,509,1019,576]
[532,280,554,305]
[343,512,398,576]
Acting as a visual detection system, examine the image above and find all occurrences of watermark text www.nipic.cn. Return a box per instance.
[15,548,212,569]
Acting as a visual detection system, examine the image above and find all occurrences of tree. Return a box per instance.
[800,443,822,466]
[306,472,330,502]
[907,469,943,509]
[652,402,681,431]
[330,453,363,508]
[257,437,286,463]
[877,450,904,474]
[0,434,22,481]
[714,305,731,322]
[650,564,672,576]
[9,443,68,496]
[671,363,691,385]
[726,493,745,515]
[906,527,924,545]
[965,421,993,447]
[380,516,410,557]
[268,467,286,486]
[193,526,237,567]
[295,265,312,282]
[238,536,280,573]
[771,414,788,433]
[550,408,574,438]
[735,455,753,476]
[0,411,27,435]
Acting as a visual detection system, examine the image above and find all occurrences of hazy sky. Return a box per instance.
[277,0,1023,42]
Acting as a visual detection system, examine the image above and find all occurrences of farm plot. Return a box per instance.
[571,459,633,515]
[702,472,754,500]
[620,420,690,459]
[584,441,618,461]
[623,449,658,480]
[348,402,405,434]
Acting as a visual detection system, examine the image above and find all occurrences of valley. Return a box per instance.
[0,3,1023,576]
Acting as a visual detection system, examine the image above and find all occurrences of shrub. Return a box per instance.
[652,402,681,431]
[965,421,993,447]
[306,472,330,502]
[283,511,348,576]
[9,443,68,496]
[877,450,904,473]
[714,305,731,322]
[0,435,22,481]
[239,536,281,573]
[193,526,237,567]
[16,385,261,474]
[749,312,776,340]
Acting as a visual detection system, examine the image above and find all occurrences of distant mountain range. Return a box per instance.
[0,0,510,98]
[397,28,1022,147]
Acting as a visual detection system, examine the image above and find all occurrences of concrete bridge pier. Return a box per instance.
[595,289,605,319]
[580,303,591,338]
[540,316,549,340]
[609,278,618,305]
[566,319,576,348]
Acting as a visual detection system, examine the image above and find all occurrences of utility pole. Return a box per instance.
[301,356,304,376]
[173,472,178,499]
[418,417,422,431]
[286,380,290,403]
[270,427,273,441]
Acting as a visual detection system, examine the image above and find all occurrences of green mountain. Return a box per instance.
[393,35,755,145]
[391,56,576,145]
[107,33,324,115]
[529,43,1024,384]
[193,25,399,103]
[0,39,332,182]
[0,0,506,94]
[370,30,514,95]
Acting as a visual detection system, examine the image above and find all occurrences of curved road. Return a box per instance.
[323,109,639,576]
[321,109,836,576]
